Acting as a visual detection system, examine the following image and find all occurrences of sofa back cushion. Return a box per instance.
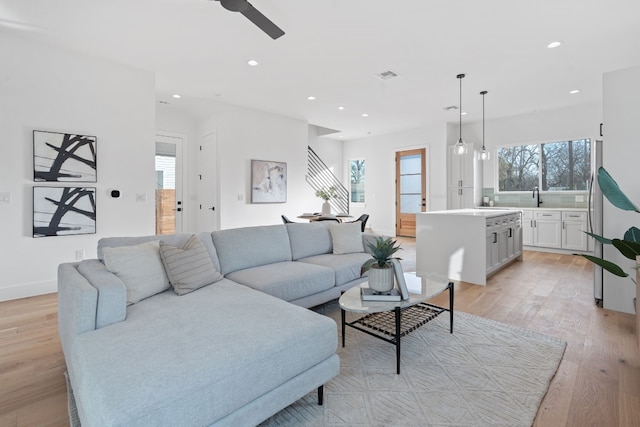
[102,241,170,305]
[286,222,333,260]
[212,225,292,275]
[98,232,221,272]
[159,235,223,295]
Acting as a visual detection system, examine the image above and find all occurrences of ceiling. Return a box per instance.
[2,0,640,140]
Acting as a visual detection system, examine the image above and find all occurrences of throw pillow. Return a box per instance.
[159,234,223,295]
[329,221,364,254]
[102,241,170,305]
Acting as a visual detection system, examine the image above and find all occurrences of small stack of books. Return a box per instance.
[360,287,401,301]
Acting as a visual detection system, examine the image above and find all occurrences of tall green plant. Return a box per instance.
[582,167,640,283]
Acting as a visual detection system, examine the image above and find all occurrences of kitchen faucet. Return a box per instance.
[532,186,542,207]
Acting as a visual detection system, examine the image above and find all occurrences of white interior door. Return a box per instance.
[155,133,183,234]
[198,132,219,231]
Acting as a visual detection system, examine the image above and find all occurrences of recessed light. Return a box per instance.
[338,106,345,110]
[569,89,580,94]
[461,112,467,116]
[547,41,562,49]
[307,96,316,101]
[362,113,369,117]
[247,59,259,66]
[172,94,181,99]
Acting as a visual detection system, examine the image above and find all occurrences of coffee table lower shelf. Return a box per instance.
[341,283,453,374]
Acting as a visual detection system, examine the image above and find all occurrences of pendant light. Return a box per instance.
[479,90,490,160]
[454,74,467,155]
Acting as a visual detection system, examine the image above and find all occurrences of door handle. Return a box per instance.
[493,232,497,244]
[208,206,215,211]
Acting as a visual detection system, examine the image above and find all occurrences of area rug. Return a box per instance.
[260,306,566,427]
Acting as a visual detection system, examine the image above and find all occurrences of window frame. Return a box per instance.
[494,138,592,194]
[348,158,366,206]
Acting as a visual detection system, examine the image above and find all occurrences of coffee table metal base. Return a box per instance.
[341,282,453,374]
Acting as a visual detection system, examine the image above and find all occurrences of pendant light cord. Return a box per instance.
[457,74,464,143]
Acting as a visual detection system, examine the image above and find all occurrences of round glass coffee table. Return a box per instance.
[339,272,454,374]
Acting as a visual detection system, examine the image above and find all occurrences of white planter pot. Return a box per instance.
[368,265,394,293]
[321,201,331,215]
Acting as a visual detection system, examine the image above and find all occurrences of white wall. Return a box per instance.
[342,123,448,236]
[193,103,318,229]
[0,35,156,301]
[602,66,640,314]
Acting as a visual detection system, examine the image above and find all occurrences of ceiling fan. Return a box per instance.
[213,0,285,40]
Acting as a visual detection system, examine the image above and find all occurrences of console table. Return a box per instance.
[339,272,454,374]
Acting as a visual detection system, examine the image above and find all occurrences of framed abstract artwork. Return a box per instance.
[33,130,97,182]
[251,159,287,203]
[33,186,96,237]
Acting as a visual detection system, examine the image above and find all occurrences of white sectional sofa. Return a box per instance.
[58,221,376,426]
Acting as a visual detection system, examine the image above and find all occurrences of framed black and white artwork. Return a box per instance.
[251,159,287,203]
[33,186,96,237]
[33,130,97,182]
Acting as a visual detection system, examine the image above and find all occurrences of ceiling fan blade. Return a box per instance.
[241,3,285,39]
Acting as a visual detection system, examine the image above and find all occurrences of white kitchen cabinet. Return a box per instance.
[521,210,534,246]
[447,187,476,210]
[562,211,588,251]
[447,144,481,209]
[533,210,562,248]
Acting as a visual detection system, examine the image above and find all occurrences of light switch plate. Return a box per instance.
[575,195,584,202]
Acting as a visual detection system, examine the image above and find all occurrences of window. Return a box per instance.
[350,159,365,203]
[497,139,591,192]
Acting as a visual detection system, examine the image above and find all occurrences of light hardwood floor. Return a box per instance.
[1,241,639,426]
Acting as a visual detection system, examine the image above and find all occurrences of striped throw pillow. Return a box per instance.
[159,235,223,295]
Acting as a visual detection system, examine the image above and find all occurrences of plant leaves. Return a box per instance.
[581,254,629,277]
[612,239,640,260]
[597,167,640,212]
[584,231,613,245]
[624,226,640,243]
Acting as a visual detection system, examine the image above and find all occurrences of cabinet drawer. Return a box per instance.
[562,211,587,221]
[534,211,561,220]
[521,210,533,220]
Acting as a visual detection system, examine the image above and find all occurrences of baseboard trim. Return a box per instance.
[0,280,57,302]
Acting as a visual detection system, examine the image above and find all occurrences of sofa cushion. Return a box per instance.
[98,232,221,272]
[159,234,223,295]
[102,241,170,305]
[328,222,364,254]
[286,222,332,260]
[226,261,335,301]
[298,252,373,287]
[68,280,338,427]
[212,225,292,275]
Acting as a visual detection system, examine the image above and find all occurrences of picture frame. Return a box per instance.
[33,186,96,238]
[392,259,410,300]
[251,159,287,203]
[33,130,97,182]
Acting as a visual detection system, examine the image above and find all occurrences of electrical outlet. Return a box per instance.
[75,249,85,261]
[0,192,10,204]
[494,195,499,201]
[136,193,147,203]
[575,195,584,202]
[237,194,244,201]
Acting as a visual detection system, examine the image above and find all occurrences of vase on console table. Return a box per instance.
[321,201,331,215]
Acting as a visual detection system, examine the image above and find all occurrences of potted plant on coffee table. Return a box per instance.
[360,236,402,294]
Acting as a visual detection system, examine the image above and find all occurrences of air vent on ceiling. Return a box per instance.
[443,105,459,111]
[376,70,399,80]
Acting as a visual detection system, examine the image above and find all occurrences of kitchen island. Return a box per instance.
[416,209,523,286]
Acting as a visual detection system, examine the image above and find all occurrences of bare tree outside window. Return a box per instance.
[497,145,538,191]
[497,139,591,192]
[350,159,365,203]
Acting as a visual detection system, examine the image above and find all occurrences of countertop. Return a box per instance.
[476,206,588,212]
[421,209,519,218]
